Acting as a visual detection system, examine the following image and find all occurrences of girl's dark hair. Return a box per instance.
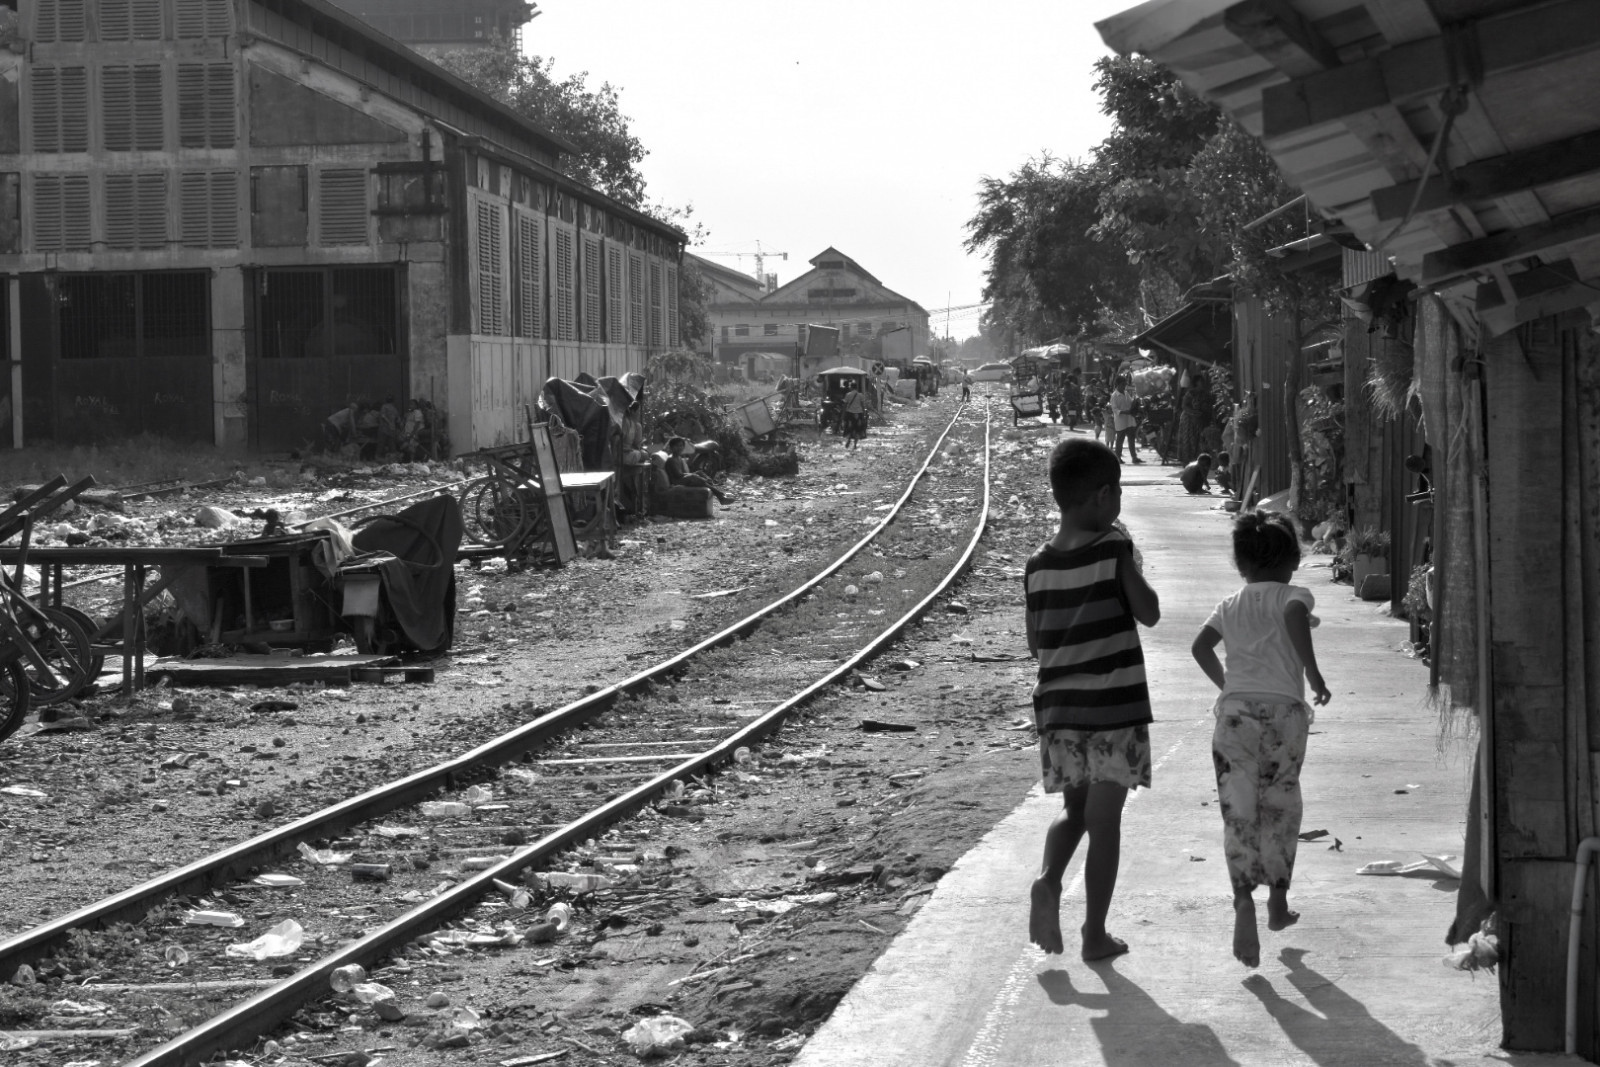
[1232,510,1300,575]
[1195,452,1213,469]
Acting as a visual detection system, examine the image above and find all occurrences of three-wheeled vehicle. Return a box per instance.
[909,358,941,397]
[815,366,873,435]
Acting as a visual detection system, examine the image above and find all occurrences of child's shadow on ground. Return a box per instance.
[1038,965,1241,1067]
[1244,948,1430,1066]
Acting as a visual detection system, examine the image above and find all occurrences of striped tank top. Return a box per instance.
[1025,528,1152,731]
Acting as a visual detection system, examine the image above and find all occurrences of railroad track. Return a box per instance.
[0,403,996,1065]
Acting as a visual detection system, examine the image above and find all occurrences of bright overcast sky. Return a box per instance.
[528,0,1135,338]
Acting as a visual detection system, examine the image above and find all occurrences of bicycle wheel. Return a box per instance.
[0,659,32,743]
[459,474,532,550]
[19,605,93,705]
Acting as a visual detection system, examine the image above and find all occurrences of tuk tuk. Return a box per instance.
[909,358,941,397]
[815,366,873,435]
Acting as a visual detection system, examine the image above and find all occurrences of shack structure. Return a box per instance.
[1101,0,1600,1054]
[1,0,684,453]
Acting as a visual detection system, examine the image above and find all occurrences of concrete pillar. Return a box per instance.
[212,266,248,451]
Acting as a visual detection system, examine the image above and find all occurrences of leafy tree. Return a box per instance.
[432,37,647,206]
[965,156,1140,345]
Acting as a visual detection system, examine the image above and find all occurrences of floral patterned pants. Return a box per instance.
[1211,698,1310,894]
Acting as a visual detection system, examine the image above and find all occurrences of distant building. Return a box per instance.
[325,0,539,51]
[694,247,931,376]
[0,0,680,451]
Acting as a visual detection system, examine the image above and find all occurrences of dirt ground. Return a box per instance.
[0,391,1098,1065]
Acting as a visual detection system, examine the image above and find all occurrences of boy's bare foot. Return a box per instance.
[1081,931,1130,962]
[1266,891,1300,932]
[1029,878,1064,955]
[1233,896,1261,968]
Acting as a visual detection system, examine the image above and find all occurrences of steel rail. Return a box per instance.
[287,478,469,530]
[126,406,994,1067]
[0,404,975,978]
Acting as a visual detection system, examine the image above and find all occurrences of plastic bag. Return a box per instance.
[623,1014,694,1056]
[226,919,304,960]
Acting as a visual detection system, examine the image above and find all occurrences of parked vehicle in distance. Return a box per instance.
[971,362,1013,383]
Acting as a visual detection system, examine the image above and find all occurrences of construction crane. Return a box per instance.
[700,241,789,283]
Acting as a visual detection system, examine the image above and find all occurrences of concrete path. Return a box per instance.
[795,479,1575,1067]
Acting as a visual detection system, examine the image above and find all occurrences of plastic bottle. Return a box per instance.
[538,872,612,893]
[330,964,367,993]
[420,801,472,818]
[733,746,752,765]
[544,902,573,932]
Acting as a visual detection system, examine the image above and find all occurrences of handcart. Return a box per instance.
[1009,388,1045,426]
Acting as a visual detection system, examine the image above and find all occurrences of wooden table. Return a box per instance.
[558,471,617,552]
[3,546,267,693]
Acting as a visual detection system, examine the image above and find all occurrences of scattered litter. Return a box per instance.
[889,659,920,671]
[330,964,366,992]
[492,878,531,908]
[623,1015,694,1057]
[0,1034,37,1051]
[544,903,574,932]
[250,873,304,889]
[0,785,47,798]
[1357,854,1460,878]
[857,676,887,691]
[500,1052,569,1066]
[1189,856,1207,862]
[859,719,914,732]
[533,872,612,893]
[184,910,245,928]
[374,825,420,839]
[1297,829,1329,841]
[462,785,494,806]
[226,919,304,960]
[420,801,473,818]
[770,1033,807,1051]
[690,587,747,599]
[249,700,298,714]
[297,842,352,866]
[1444,921,1499,972]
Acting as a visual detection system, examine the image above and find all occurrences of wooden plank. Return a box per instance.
[1262,0,1600,142]
[1223,0,1340,76]
[147,654,398,686]
[1476,262,1600,336]
[1372,129,1600,220]
[1420,203,1600,286]
[1498,859,1573,1050]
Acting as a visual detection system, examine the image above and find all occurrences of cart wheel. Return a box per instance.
[45,605,106,678]
[0,660,31,743]
[460,474,531,550]
[20,606,93,705]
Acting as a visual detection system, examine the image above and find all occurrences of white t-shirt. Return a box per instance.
[1203,582,1316,703]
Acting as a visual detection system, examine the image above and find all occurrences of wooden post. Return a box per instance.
[1485,313,1584,1050]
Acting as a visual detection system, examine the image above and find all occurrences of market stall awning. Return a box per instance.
[1098,0,1600,336]
[1131,298,1231,366]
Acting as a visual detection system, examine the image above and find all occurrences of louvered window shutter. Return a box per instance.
[104,172,167,250]
[666,266,679,348]
[581,234,601,343]
[473,198,504,335]
[35,0,86,42]
[180,170,237,248]
[318,169,368,245]
[176,0,232,37]
[517,212,542,339]
[605,245,624,344]
[554,227,575,342]
[32,67,88,152]
[178,63,235,149]
[32,174,90,251]
[649,261,664,348]
[100,0,162,40]
[102,65,163,151]
[628,253,644,346]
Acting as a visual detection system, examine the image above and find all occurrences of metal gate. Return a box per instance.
[42,271,215,443]
[250,266,405,452]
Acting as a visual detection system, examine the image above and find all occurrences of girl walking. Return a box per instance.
[1190,511,1330,968]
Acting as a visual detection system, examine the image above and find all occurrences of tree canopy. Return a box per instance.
[966,54,1335,347]
[432,38,648,208]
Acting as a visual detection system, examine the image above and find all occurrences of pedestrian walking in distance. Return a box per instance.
[1189,511,1331,968]
[1110,376,1142,463]
[1024,438,1161,960]
[841,384,867,449]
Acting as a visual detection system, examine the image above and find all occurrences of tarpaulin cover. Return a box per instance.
[349,494,463,652]
[538,373,644,471]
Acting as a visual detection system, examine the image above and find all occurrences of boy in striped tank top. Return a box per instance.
[1025,438,1161,959]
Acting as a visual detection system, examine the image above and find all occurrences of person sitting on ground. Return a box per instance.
[323,399,363,453]
[665,437,733,504]
[1213,452,1235,496]
[1180,452,1214,494]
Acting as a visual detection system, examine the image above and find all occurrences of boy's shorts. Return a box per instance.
[1039,725,1151,793]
